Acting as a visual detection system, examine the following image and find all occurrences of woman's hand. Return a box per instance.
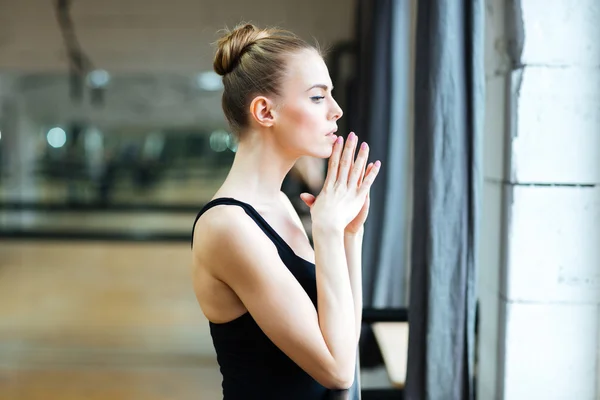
[343,162,375,234]
[300,132,381,233]
[302,163,375,235]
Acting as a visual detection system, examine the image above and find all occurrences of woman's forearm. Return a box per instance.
[312,223,357,387]
[344,227,364,342]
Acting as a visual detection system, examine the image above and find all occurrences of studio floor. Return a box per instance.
[0,240,392,399]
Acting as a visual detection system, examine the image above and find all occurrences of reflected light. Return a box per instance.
[209,130,229,152]
[87,69,111,88]
[143,132,165,159]
[85,127,104,153]
[226,133,238,153]
[47,127,67,148]
[196,72,223,91]
[0,130,2,140]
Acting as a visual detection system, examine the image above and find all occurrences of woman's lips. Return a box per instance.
[325,132,338,142]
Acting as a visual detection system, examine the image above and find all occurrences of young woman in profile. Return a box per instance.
[190,23,381,400]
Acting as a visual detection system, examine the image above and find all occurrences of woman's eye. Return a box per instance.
[311,96,325,102]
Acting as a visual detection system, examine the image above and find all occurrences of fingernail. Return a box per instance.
[336,136,343,144]
[375,160,381,167]
[361,142,367,150]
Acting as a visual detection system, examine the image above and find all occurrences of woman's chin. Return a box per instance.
[313,146,334,159]
[302,141,336,159]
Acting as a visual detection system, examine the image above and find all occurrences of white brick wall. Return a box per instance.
[503,303,598,400]
[505,186,600,303]
[519,0,600,67]
[480,0,600,399]
[509,67,600,184]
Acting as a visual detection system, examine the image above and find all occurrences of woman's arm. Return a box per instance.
[344,227,364,343]
[312,222,357,383]
[194,206,357,389]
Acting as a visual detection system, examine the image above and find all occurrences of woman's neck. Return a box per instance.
[218,136,297,204]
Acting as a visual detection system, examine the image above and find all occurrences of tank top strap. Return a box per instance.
[190,197,290,253]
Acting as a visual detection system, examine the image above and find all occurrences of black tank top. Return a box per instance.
[191,198,358,400]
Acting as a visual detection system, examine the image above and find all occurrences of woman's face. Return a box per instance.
[272,49,343,159]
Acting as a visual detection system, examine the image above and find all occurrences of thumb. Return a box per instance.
[299,193,316,207]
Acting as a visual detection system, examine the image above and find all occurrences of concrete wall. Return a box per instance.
[479,1,600,399]
[0,0,356,143]
[0,0,355,73]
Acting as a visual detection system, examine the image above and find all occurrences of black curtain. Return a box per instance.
[327,1,409,394]
[349,0,413,309]
[406,0,484,399]
[346,0,413,378]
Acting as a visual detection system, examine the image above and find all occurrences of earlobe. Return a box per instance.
[250,96,275,128]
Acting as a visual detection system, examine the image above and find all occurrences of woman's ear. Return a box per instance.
[249,96,276,128]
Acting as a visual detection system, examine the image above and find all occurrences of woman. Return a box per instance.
[191,23,381,399]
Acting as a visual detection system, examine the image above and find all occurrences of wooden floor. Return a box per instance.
[0,238,393,399]
[0,241,222,399]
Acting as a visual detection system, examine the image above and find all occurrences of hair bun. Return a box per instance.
[213,23,269,76]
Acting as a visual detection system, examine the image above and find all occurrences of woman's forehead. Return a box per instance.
[284,51,331,89]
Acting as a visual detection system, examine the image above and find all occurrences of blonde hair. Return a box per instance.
[213,23,321,136]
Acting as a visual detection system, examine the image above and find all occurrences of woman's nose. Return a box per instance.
[331,102,343,121]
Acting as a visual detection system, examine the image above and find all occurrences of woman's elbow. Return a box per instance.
[323,368,355,390]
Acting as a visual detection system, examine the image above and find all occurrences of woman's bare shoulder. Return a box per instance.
[193,203,282,275]
[193,204,250,261]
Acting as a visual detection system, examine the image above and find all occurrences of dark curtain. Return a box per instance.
[406,0,484,399]
[327,1,411,394]
[349,0,412,310]
[345,0,413,388]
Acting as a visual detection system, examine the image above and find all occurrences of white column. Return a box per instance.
[479,1,600,399]
[0,77,40,202]
[477,0,511,397]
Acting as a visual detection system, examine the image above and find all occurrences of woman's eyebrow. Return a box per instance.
[306,84,333,92]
